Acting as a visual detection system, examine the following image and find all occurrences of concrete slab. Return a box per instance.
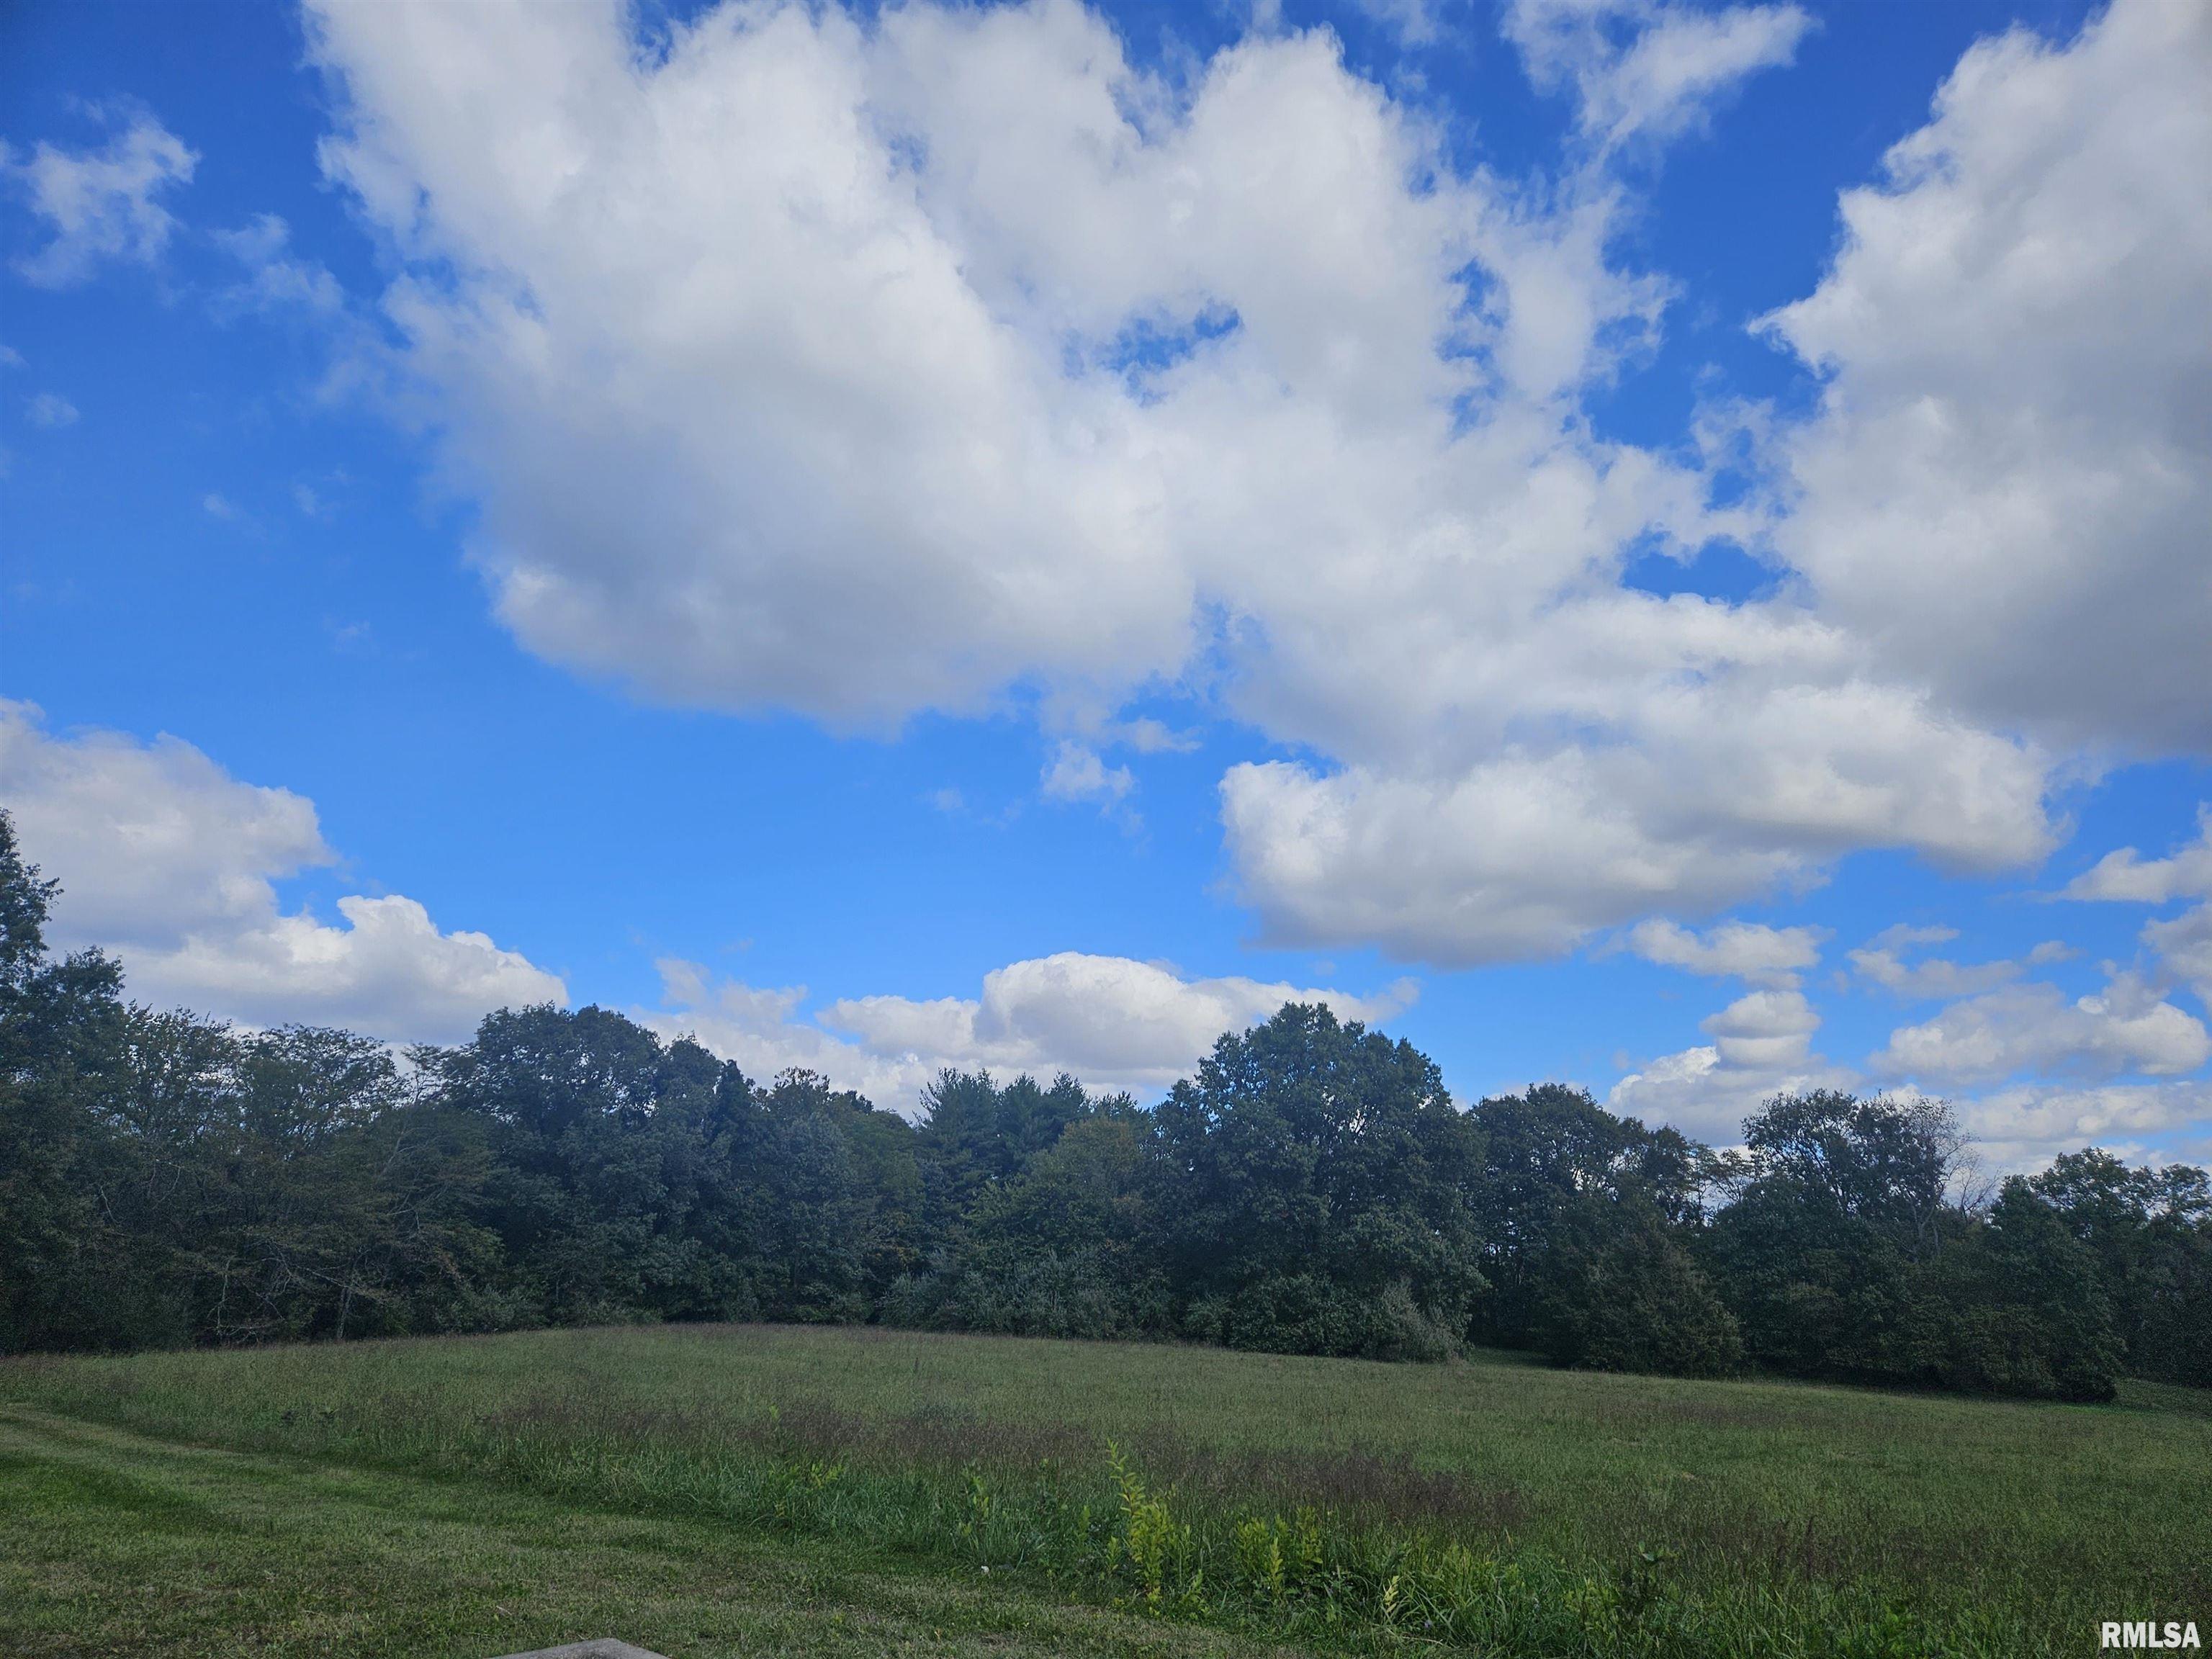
[492,1643,669,1659]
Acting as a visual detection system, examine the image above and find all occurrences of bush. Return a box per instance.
[901,1247,1169,1341]
[1184,1274,1458,1362]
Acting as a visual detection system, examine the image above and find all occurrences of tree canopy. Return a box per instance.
[3,810,2202,1401]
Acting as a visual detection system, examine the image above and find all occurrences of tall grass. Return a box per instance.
[5,1323,2203,1657]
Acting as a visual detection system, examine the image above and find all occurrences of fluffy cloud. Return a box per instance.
[1872,970,2211,1087]
[0,701,328,946]
[1845,922,2072,1000]
[834,952,1413,1091]
[1958,1081,2212,1176]
[132,895,567,1049]
[2146,905,2212,1015]
[647,950,1415,1108]
[1625,917,1825,986]
[1848,950,2013,1001]
[0,701,562,1042]
[1611,965,2212,1158]
[2044,810,2212,1016]
[1504,0,1814,150]
[210,214,346,318]
[1702,987,1820,1070]
[4,110,197,287]
[642,966,927,1105]
[1220,679,2049,962]
[1609,985,1849,1141]
[301,0,2071,967]
[2059,810,2212,904]
[309,0,1194,724]
[1763,0,2212,750]
[1040,742,1134,808]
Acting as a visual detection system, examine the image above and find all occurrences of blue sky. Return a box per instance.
[4,0,2208,1171]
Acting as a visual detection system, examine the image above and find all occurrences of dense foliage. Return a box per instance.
[4,811,2206,1399]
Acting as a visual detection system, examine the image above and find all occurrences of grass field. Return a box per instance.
[3,1325,2205,1658]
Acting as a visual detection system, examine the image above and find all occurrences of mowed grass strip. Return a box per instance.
[0,1404,1316,1659]
[4,1325,2206,1656]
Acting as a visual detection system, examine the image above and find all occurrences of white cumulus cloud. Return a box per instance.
[1220,678,2049,963]
[1872,969,2211,1087]
[1959,1080,2212,1177]
[2048,809,2212,1016]
[1843,922,2072,1001]
[295,0,2212,969]
[2059,809,2212,904]
[2146,904,2212,1017]
[647,949,1416,1108]
[1609,985,1850,1142]
[1040,742,1135,808]
[0,701,563,1043]
[1625,916,1825,986]
[1763,0,2212,750]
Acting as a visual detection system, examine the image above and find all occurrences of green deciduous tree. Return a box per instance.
[2023,1149,2210,1388]
[1920,1177,2122,1402]
[1468,1084,1713,1363]
[2,801,2196,1398]
[0,812,140,1350]
[1154,1004,1485,1359]
[1528,1192,1743,1377]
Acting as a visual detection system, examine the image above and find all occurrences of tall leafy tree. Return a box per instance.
[745,1069,906,1323]
[1736,1090,1968,1260]
[432,1004,715,1322]
[1154,1004,1486,1359]
[2027,1149,2212,1387]
[203,1026,495,1342]
[0,811,139,1350]
[895,1101,1166,1339]
[1921,1177,2123,1402]
[1704,1092,1972,1385]
[1467,1084,1710,1354]
[2,823,2196,1401]
[1527,1192,1744,1377]
[912,1069,1089,1232]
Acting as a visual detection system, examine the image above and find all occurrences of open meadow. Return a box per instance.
[3,1323,2204,1658]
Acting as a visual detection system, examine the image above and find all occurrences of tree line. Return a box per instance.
[3,811,2206,1401]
